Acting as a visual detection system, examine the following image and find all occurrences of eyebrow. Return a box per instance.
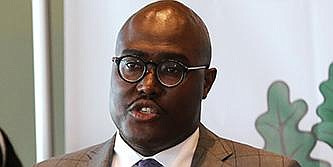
[121,49,190,64]
[121,49,145,57]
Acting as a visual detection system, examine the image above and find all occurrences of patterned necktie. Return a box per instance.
[134,158,163,167]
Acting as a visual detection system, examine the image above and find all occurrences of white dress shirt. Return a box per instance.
[112,128,199,167]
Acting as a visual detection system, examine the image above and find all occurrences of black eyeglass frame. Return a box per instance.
[112,55,209,87]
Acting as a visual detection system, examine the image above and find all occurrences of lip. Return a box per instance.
[127,99,162,121]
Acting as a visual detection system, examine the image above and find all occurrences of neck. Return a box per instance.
[120,127,198,156]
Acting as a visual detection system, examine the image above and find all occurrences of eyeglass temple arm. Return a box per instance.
[111,57,118,62]
[187,65,208,71]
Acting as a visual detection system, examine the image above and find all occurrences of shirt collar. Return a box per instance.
[114,128,199,167]
[113,132,141,167]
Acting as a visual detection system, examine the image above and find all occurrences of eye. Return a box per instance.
[120,56,144,71]
[165,66,179,73]
[124,61,143,71]
[159,62,183,75]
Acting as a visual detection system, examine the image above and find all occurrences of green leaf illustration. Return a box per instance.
[255,81,330,167]
[313,63,333,148]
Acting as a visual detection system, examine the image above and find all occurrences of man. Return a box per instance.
[0,128,22,167]
[36,1,300,166]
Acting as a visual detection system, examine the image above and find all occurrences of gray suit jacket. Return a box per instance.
[35,124,300,167]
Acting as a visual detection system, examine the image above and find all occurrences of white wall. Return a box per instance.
[65,0,333,165]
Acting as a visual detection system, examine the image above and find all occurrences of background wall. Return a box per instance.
[0,1,35,166]
[64,0,333,166]
[49,0,65,157]
[0,0,64,166]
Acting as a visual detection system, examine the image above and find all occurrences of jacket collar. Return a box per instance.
[191,124,233,166]
[87,136,116,167]
[85,123,233,167]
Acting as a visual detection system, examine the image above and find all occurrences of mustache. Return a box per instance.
[127,95,165,113]
[128,94,158,107]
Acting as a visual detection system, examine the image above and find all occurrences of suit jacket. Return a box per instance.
[35,124,300,167]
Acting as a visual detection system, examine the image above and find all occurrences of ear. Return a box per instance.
[202,68,217,99]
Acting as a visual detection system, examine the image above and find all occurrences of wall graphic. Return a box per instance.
[313,63,333,148]
[256,63,333,167]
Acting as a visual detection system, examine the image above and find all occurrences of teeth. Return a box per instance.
[141,107,153,113]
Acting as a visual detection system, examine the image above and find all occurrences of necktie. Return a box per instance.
[135,158,163,167]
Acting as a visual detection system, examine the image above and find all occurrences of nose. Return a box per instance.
[136,67,163,98]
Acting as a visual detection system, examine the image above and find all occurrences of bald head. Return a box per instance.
[116,0,211,65]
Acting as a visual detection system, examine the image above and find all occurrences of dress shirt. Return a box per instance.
[112,128,199,167]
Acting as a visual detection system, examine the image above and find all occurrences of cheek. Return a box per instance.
[178,74,204,103]
[110,68,134,100]
[179,87,202,114]
[109,72,135,119]
[163,75,204,120]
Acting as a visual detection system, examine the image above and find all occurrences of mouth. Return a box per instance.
[127,100,162,121]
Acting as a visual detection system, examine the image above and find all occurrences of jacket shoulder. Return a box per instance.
[34,143,105,167]
[218,137,300,167]
[197,125,300,167]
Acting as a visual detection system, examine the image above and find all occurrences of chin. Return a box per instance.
[123,126,169,146]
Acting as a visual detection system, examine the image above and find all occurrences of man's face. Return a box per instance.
[110,6,214,155]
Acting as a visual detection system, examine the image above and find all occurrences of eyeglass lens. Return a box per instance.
[157,61,184,86]
[118,56,185,87]
[119,56,145,82]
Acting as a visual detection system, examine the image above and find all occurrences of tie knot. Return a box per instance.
[135,158,163,167]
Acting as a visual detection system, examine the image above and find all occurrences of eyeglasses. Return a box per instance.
[112,55,208,87]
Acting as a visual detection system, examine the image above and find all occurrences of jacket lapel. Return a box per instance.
[87,135,116,167]
[191,124,233,167]
[87,125,233,167]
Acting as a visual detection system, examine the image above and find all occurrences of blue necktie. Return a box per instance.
[134,158,163,167]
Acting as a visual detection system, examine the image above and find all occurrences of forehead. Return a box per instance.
[129,6,189,41]
[117,37,202,64]
[121,48,190,64]
[116,4,208,64]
